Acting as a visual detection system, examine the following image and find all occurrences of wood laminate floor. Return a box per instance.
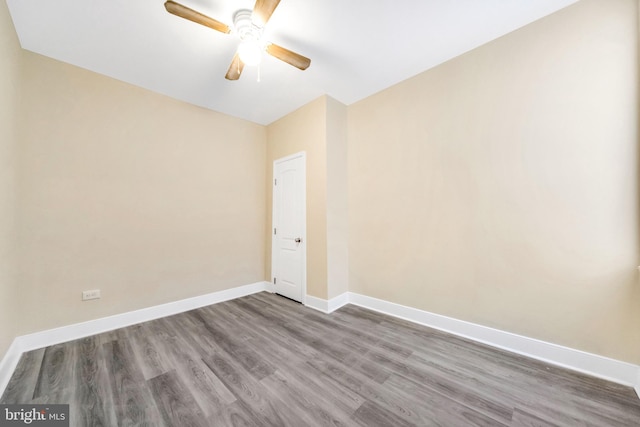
[2,292,639,426]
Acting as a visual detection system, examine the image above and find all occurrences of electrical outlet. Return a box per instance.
[82,289,101,301]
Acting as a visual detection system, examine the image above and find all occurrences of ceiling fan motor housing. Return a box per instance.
[234,9,263,42]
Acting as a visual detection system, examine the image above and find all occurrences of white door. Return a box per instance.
[272,152,306,302]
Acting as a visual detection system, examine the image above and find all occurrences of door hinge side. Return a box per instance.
[274,228,276,235]
[273,277,277,284]
[274,178,277,186]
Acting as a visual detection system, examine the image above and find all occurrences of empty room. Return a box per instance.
[1,0,639,425]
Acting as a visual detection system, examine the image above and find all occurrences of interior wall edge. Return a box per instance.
[0,280,270,396]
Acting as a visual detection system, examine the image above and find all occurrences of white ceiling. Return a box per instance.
[6,0,579,125]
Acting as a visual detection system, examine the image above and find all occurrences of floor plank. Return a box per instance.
[148,370,207,427]
[103,339,162,426]
[73,336,117,427]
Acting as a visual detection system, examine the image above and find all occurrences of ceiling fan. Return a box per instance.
[164,0,311,81]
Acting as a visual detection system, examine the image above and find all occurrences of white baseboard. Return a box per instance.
[3,284,638,400]
[0,281,269,395]
[304,295,329,313]
[265,282,275,293]
[327,292,350,312]
[346,292,640,390]
[305,293,349,314]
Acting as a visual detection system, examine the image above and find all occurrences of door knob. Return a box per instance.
[295,238,302,243]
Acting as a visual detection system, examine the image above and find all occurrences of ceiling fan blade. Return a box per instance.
[252,0,280,26]
[266,43,311,70]
[164,1,230,34]
[225,53,245,80]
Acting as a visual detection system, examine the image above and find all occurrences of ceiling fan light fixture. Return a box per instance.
[233,9,264,66]
[238,40,263,66]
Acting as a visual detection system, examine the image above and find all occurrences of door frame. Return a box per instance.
[271,151,307,304]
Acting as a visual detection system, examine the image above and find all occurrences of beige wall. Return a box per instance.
[1,0,638,371]
[14,52,266,336]
[266,97,328,299]
[0,1,20,355]
[348,0,640,364]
